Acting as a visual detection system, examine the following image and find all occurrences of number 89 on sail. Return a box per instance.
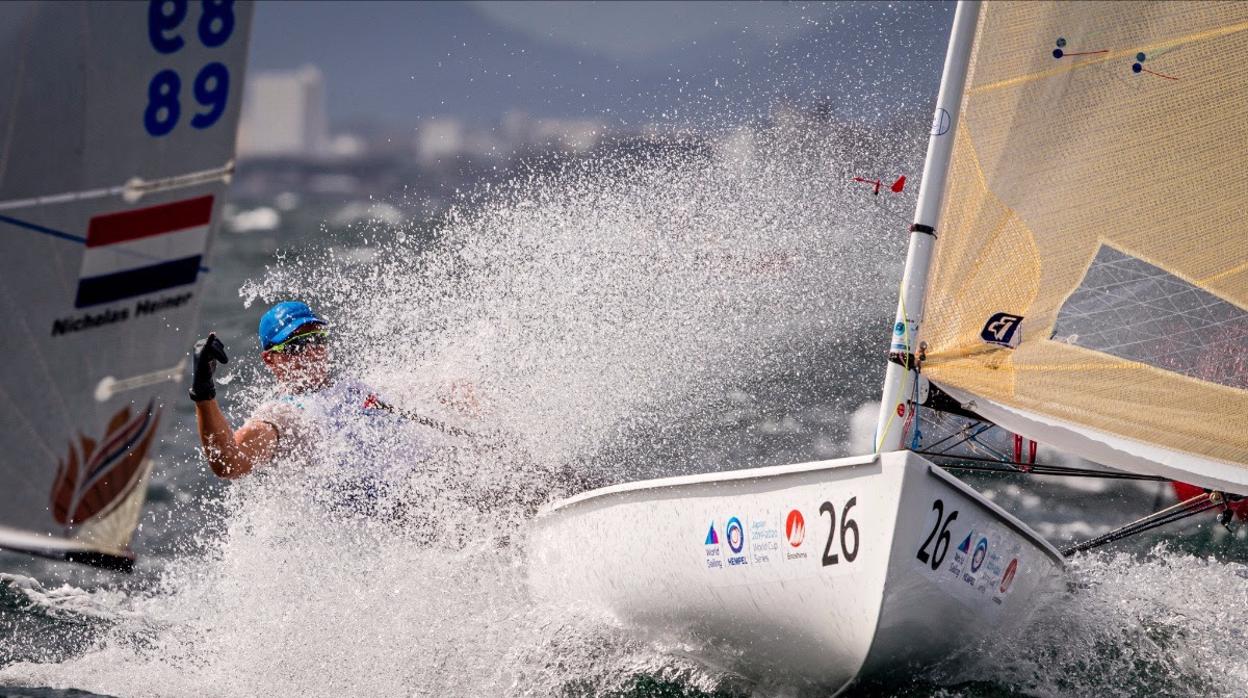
[144,0,236,137]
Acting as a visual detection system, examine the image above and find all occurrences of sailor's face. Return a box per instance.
[263,326,331,390]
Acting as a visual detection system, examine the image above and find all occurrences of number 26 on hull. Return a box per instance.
[819,497,860,567]
[915,498,958,570]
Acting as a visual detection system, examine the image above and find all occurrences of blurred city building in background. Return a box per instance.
[238,65,330,158]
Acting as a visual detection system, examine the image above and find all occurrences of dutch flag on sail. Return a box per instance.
[75,196,213,308]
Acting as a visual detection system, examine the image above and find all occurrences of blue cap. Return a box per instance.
[258,301,327,349]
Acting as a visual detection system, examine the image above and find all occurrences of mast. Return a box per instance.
[874,0,981,452]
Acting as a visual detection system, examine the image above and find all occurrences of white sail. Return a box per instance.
[885,1,1248,493]
[0,1,253,569]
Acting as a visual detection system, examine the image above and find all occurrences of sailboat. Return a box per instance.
[0,2,253,571]
[527,1,1248,692]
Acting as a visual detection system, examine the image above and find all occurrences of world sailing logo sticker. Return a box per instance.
[51,401,159,529]
[980,312,1023,348]
[705,523,719,546]
[704,522,723,570]
[75,196,214,308]
[956,532,973,554]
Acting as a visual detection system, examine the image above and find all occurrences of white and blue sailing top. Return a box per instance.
[251,379,437,513]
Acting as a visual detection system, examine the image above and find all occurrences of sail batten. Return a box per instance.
[919,1,1248,489]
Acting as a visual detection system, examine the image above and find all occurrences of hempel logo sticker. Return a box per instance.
[725,517,748,567]
[971,537,989,573]
[726,517,745,554]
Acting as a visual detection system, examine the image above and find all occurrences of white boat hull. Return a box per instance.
[527,450,1063,694]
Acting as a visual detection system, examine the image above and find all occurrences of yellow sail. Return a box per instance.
[921,1,1248,490]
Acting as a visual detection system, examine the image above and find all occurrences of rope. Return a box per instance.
[369,398,514,453]
[370,398,481,439]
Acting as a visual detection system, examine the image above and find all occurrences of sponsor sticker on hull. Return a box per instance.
[700,494,869,587]
[726,516,747,566]
[971,537,989,572]
[999,558,1019,594]
[785,509,808,561]
[749,515,780,565]
[703,522,723,569]
[915,495,1027,615]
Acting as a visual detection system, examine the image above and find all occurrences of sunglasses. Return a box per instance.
[267,329,329,355]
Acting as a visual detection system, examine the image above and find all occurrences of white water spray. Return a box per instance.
[1,117,920,696]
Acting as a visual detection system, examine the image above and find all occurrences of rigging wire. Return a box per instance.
[912,392,1232,555]
[919,420,999,456]
[918,452,1171,481]
[921,448,1228,556]
[1060,491,1225,557]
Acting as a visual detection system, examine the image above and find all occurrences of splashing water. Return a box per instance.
[2,117,918,696]
[916,546,1248,698]
[245,115,918,488]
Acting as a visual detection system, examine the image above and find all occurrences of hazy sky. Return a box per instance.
[468,1,840,61]
[247,1,951,128]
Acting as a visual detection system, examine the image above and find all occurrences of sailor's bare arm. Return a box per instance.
[195,399,277,479]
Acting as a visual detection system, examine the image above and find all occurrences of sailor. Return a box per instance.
[190,300,403,481]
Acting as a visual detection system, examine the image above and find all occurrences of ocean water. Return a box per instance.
[3,108,1248,698]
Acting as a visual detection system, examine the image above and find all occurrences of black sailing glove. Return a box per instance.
[189,333,229,402]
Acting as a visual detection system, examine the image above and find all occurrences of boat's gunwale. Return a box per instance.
[536,450,1064,566]
[536,452,880,516]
